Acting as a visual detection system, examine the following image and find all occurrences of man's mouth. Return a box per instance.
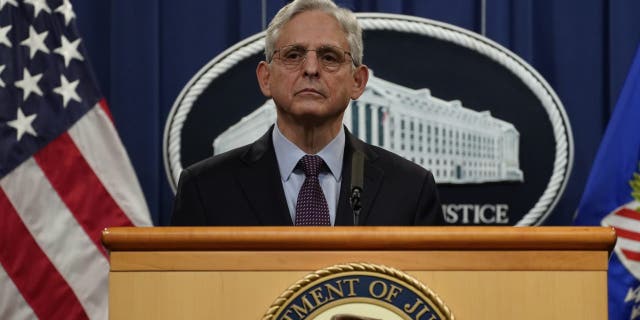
[296,88,325,97]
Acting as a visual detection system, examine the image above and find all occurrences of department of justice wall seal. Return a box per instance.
[165,13,573,226]
[262,263,453,320]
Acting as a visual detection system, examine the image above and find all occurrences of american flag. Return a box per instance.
[0,0,152,319]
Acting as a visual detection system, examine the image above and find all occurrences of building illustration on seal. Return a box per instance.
[213,73,523,184]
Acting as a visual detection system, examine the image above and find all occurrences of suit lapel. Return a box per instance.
[236,128,293,226]
[335,129,384,226]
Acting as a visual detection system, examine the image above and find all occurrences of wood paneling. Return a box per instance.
[110,250,608,271]
[109,270,606,320]
[104,227,615,320]
[102,226,616,251]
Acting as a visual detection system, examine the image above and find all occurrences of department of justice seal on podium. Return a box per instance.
[262,263,453,320]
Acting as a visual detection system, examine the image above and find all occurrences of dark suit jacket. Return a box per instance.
[171,127,444,226]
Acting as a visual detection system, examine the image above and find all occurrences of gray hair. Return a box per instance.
[264,0,363,66]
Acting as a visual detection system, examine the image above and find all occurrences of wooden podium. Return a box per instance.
[102,226,615,319]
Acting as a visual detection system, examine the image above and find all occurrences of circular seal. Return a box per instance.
[261,263,453,320]
[164,13,573,226]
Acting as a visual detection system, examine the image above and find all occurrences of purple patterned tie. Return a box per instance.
[295,155,331,226]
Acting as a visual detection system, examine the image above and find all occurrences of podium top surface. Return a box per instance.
[101,226,616,252]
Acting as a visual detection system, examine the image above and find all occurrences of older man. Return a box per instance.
[171,0,443,226]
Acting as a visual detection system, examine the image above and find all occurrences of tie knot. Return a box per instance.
[297,155,325,177]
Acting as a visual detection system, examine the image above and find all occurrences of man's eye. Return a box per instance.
[321,53,339,62]
[284,50,304,60]
[319,49,342,63]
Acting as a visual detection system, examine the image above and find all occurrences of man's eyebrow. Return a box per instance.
[280,43,306,48]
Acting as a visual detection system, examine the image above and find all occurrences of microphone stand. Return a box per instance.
[350,151,364,226]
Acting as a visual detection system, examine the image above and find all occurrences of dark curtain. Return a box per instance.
[72,0,640,226]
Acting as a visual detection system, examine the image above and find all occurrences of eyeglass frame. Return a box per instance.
[269,44,359,71]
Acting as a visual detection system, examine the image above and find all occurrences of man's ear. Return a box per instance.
[350,65,369,100]
[256,61,272,97]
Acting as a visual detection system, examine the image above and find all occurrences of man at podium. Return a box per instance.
[171,0,443,227]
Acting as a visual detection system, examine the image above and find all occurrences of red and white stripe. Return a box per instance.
[0,264,34,319]
[602,203,640,278]
[0,101,152,320]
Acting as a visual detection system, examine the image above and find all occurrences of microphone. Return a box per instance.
[350,151,364,226]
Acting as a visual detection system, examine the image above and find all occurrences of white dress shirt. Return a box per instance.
[272,124,344,226]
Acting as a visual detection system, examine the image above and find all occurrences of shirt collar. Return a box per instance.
[273,124,345,182]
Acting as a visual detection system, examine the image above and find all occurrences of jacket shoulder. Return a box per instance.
[183,144,251,177]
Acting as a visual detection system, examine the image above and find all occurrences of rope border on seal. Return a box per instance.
[260,262,455,320]
[162,32,265,190]
[162,13,574,226]
[355,14,574,225]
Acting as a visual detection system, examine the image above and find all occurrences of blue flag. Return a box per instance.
[575,44,640,320]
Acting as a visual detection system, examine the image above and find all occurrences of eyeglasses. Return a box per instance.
[271,44,356,71]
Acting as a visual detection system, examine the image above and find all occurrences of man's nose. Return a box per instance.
[302,51,320,76]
